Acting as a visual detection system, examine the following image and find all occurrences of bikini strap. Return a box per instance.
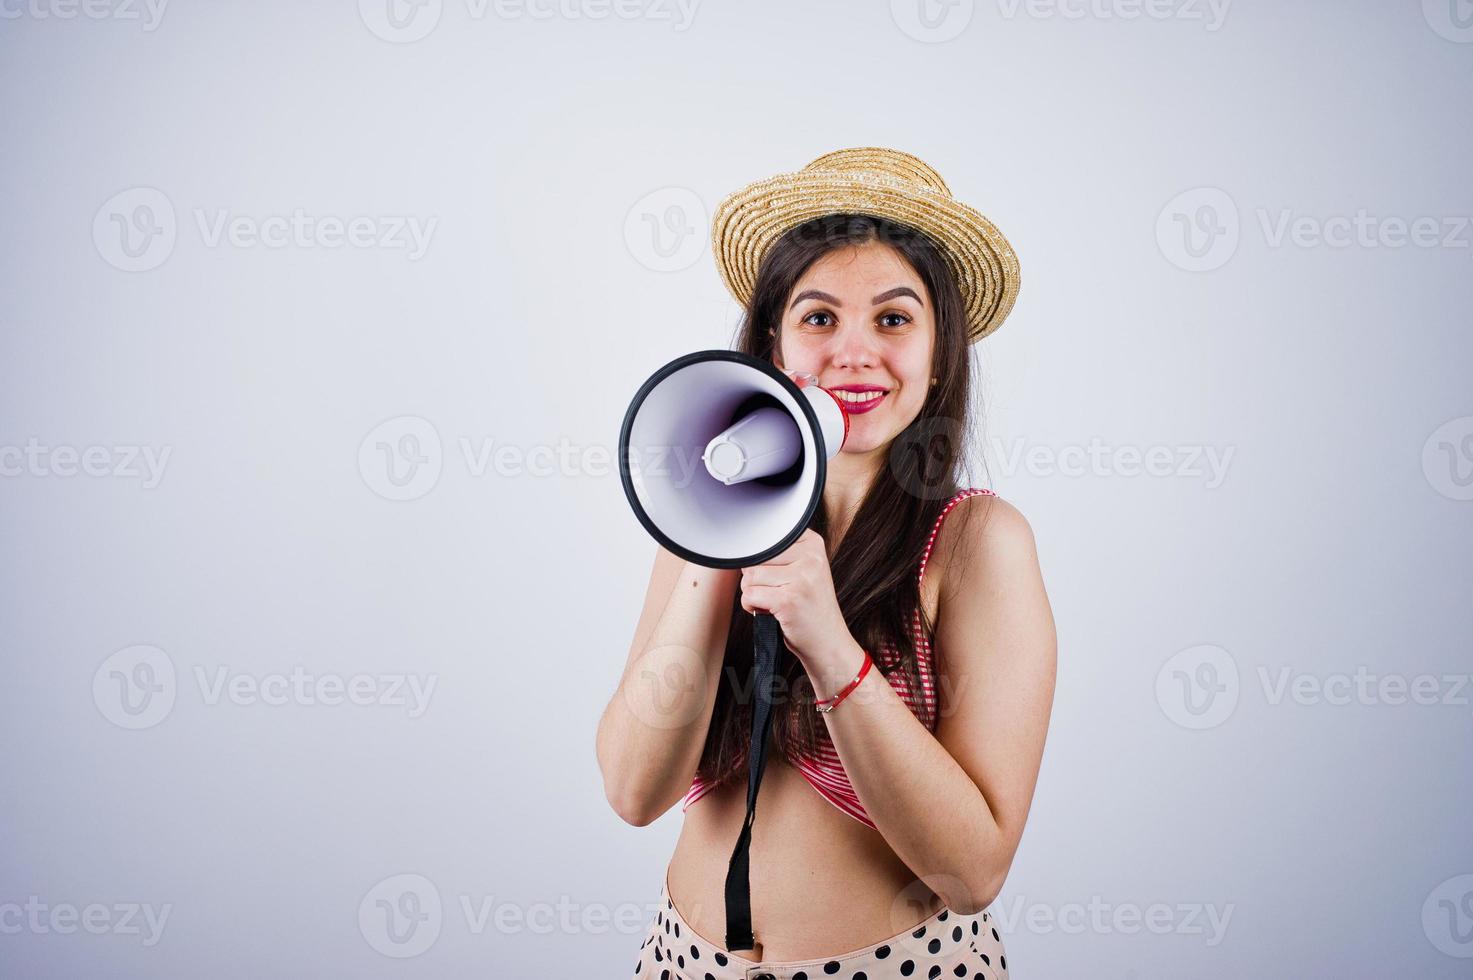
[917,488,995,588]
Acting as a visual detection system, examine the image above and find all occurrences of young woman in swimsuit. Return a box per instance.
[598,153,1056,979]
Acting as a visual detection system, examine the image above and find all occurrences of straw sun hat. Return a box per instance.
[710,147,1021,344]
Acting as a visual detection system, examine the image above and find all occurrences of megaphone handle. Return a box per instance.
[723,610,785,952]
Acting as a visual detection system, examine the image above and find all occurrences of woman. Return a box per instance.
[597,148,1056,979]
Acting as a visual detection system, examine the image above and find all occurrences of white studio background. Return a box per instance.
[2,1,1470,977]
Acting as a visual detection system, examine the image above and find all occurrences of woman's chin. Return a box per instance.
[837,432,886,456]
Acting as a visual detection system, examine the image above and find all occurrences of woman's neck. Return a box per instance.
[821,447,884,554]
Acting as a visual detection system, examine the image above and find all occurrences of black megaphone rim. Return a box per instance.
[618,349,828,570]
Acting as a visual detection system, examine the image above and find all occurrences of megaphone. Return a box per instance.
[618,349,850,570]
[617,349,851,954]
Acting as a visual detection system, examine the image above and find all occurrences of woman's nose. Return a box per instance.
[831,327,880,370]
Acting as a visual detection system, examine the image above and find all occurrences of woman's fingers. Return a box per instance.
[739,582,781,616]
[741,566,791,587]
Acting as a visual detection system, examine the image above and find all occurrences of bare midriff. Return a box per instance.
[663,513,962,962]
[664,753,944,963]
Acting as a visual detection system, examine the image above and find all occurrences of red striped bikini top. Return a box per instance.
[681,487,995,830]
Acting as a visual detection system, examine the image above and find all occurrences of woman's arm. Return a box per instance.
[596,545,740,826]
[805,493,1057,912]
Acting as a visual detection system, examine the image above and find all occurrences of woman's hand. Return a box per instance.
[738,529,850,666]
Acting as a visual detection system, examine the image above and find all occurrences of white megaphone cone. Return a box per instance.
[618,350,850,569]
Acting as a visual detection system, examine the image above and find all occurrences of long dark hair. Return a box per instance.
[694,213,991,786]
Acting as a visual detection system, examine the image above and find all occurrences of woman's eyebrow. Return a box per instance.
[872,286,923,306]
[789,286,925,310]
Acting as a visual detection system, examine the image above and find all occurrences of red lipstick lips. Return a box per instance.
[828,384,889,416]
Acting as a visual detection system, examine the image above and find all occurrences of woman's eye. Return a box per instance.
[800,310,910,329]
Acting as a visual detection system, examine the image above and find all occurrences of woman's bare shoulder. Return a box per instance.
[930,490,1041,604]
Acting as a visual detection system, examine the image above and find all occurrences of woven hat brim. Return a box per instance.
[711,170,1021,343]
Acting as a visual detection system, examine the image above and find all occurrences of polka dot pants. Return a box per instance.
[631,878,1009,980]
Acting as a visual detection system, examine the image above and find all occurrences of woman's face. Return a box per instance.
[773,241,936,456]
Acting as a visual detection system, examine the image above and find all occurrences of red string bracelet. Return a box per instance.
[814,649,873,714]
